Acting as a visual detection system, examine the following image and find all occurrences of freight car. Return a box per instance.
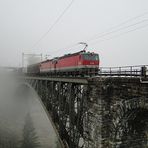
[27,63,40,74]
[27,50,99,76]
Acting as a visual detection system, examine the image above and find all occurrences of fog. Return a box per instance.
[0,0,148,67]
[0,74,62,148]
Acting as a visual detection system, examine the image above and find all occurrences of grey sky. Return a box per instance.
[0,0,148,67]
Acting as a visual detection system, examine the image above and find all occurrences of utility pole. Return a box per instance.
[22,52,24,68]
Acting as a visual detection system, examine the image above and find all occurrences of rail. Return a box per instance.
[99,65,148,77]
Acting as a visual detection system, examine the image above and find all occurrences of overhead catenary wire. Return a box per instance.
[89,23,148,46]
[49,12,148,55]
[86,11,148,42]
[86,19,148,43]
[49,19,148,56]
[31,0,75,48]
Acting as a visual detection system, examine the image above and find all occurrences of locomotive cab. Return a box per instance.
[81,52,99,61]
[79,52,99,75]
[80,52,99,65]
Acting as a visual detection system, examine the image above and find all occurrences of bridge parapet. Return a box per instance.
[99,65,148,77]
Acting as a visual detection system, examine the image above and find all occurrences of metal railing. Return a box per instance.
[99,65,148,77]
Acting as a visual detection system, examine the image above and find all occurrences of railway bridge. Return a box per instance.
[24,65,148,148]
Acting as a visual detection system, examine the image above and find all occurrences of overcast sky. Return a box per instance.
[0,0,148,67]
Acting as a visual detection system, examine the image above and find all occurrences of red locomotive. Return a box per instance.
[27,50,100,76]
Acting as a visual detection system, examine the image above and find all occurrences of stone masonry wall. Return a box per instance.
[84,77,148,148]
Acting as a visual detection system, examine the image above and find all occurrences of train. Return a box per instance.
[27,50,100,76]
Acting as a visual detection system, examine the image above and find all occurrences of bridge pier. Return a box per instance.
[85,77,148,148]
[27,78,88,148]
[25,77,148,148]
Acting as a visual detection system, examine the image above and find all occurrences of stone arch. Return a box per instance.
[110,97,148,148]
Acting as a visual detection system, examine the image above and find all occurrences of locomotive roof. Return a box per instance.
[41,59,52,63]
[40,58,58,64]
[58,50,96,59]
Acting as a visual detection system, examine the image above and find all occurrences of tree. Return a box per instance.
[20,113,40,148]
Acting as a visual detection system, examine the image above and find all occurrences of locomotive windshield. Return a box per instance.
[82,54,99,61]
